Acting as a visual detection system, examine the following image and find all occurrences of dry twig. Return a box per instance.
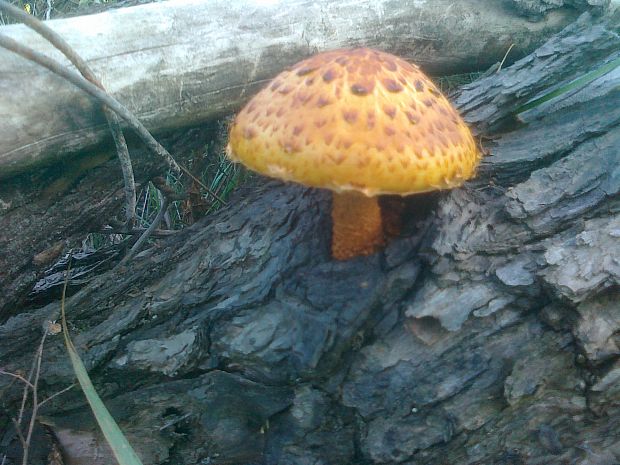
[118,177,188,266]
[0,323,75,465]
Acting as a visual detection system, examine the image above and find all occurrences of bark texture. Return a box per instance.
[0,0,587,177]
[1,9,620,465]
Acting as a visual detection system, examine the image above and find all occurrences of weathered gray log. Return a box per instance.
[1,9,620,465]
[0,0,589,178]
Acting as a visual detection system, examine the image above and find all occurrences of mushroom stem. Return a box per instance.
[331,191,384,260]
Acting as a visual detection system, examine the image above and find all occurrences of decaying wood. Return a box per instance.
[0,0,585,177]
[1,7,619,465]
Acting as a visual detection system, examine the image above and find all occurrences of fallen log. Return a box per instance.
[0,0,585,177]
[1,7,619,464]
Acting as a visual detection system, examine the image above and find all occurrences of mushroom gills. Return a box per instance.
[331,191,384,260]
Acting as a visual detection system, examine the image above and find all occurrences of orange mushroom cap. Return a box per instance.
[226,47,480,196]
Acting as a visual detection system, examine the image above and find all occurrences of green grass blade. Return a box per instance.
[516,55,620,114]
[61,264,144,465]
[63,345,144,465]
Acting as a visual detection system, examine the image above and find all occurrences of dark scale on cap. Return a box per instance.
[324,133,335,145]
[315,118,327,128]
[278,85,293,95]
[305,78,315,86]
[405,111,419,125]
[382,78,404,93]
[342,109,359,124]
[345,62,359,74]
[366,111,376,129]
[351,83,372,96]
[293,125,304,136]
[384,126,396,136]
[340,139,353,149]
[382,59,398,72]
[296,65,318,76]
[327,152,346,164]
[270,81,281,92]
[424,99,434,108]
[295,92,313,104]
[282,139,301,154]
[415,80,424,92]
[243,127,257,139]
[335,56,349,66]
[383,105,397,119]
[357,155,371,168]
[323,69,337,82]
[290,96,303,110]
[317,96,331,107]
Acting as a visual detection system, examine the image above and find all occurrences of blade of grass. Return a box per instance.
[516,55,620,114]
[60,259,144,465]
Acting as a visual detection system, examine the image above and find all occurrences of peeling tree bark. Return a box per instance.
[1,7,620,465]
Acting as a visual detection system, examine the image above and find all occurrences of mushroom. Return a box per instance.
[226,48,480,260]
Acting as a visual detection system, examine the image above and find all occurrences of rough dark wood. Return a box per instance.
[0,126,218,321]
[1,9,620,465]
[0,0,587,177]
